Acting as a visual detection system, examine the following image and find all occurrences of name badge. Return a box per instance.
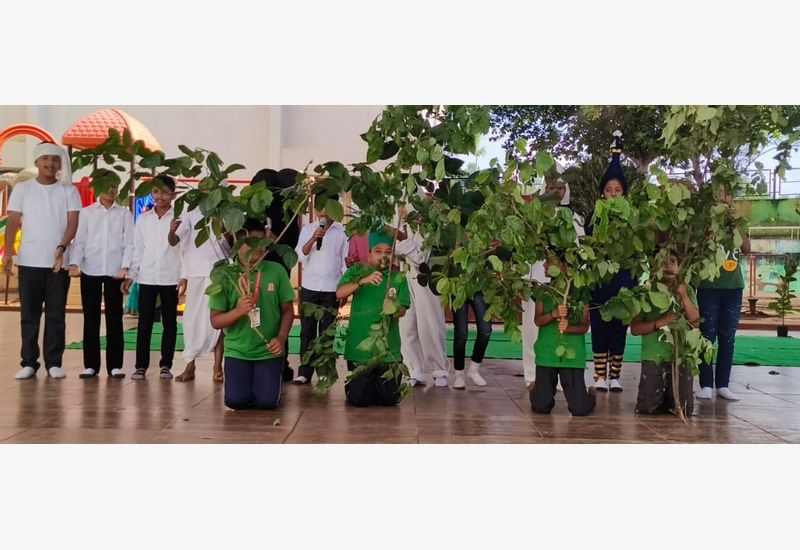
[248,307,261,328]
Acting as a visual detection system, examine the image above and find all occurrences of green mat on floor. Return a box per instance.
[66,323,800,367]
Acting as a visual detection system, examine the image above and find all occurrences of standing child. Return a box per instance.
[209,219,294,410]
[4,142,81,380]
[336,231,410,407]
[168,206,229,383]
[122,176,182,380]
[585,134,635,392]
[631,254,701,415]
[530,286,595,416]
[68,184,134,378]
[696,188,751,401]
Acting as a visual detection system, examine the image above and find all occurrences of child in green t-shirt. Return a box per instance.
[336,231,411,407]
[208,219,295,410]
[631,253,700,415]
[530,290,595,416]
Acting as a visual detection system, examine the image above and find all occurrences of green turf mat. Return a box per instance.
[66,324,800,367]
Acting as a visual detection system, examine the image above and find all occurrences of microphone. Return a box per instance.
[316,218,326,250]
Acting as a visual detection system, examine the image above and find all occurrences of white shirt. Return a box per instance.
[174,209,230,278]
[395,226,427,267]
[7,178,82,268]
[295,221,347,292]
[70,200,134,277]
[128,207,182,285]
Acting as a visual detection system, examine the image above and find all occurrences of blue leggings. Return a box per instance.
[224,357,284,410]
[697,288,743,389]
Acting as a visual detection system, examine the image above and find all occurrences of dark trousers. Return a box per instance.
[452,293,493,371]
[589,308,628,356]
[135,284,178,371]
[80,273,124,374]
[298,287,338,380]
[224,357,283,410]
[345,361,401,407]
[530,365,596,416]
[18,266,70,370]
[636,360,694,416]
[697,288,742,389]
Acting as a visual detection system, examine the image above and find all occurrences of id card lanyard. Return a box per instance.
[242,270,263,328]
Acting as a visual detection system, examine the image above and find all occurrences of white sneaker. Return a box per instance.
[696,386,713,399]
[292,376,309,385]
[452,373,466,389]
[110,368,125,378]
[608,379,623,392]
[467,363,487,387]
[48,366,66,379]
[594,379,608,392]
[79,368,97,379]
[434,375,448,388]
[717,387,740,401]
[15,366,36,380]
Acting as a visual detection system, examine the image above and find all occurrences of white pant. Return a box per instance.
[182,276,221,362]
[399,268,449,380]
[521,297,538,383]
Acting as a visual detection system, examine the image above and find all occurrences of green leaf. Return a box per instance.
[649,290,671,311]
[221,206,246,234]
[435,159,445,180]
[447,208,461,225]
[194,227,210,248]
[325,199,344,222]
[547,265,561,278]
[667,185,683,205]
[535,151,555,176]
[488,255,503,272]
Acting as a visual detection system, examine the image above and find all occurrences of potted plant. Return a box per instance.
[769,256,798,337]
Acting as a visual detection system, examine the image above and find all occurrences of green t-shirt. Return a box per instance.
[208,261,295,361]
[339,264,411,363]
[640,286,698,364]
[533,295,586,369]
[700,249,744,290]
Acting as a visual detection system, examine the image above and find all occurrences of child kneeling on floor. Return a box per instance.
[336,231,410,407]
[530,292,595,416]
[209,219,294,410]
[631,253,700,416]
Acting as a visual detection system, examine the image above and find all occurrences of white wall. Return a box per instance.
[0,105,385,179]
[279,105,383,170]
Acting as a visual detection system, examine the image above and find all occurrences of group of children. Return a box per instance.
[5,141,745,418]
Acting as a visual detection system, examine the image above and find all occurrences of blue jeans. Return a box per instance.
[224,357,284,410]
[697,288,743,389]
[452,293,493,371]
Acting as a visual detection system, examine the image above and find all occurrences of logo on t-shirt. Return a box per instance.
[723,250,739,272]
[267,282,275,292]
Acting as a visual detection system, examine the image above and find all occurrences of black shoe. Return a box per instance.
[282,365,295,382]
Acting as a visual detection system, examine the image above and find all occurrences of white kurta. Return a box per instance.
[396,230,449,381]
[521,186,585,383]
[175,209,228,362]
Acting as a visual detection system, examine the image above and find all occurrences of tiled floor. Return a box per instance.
[0,311,797,443]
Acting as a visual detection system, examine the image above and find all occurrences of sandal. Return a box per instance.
[159,367,173,380]
[131,368,147,380]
